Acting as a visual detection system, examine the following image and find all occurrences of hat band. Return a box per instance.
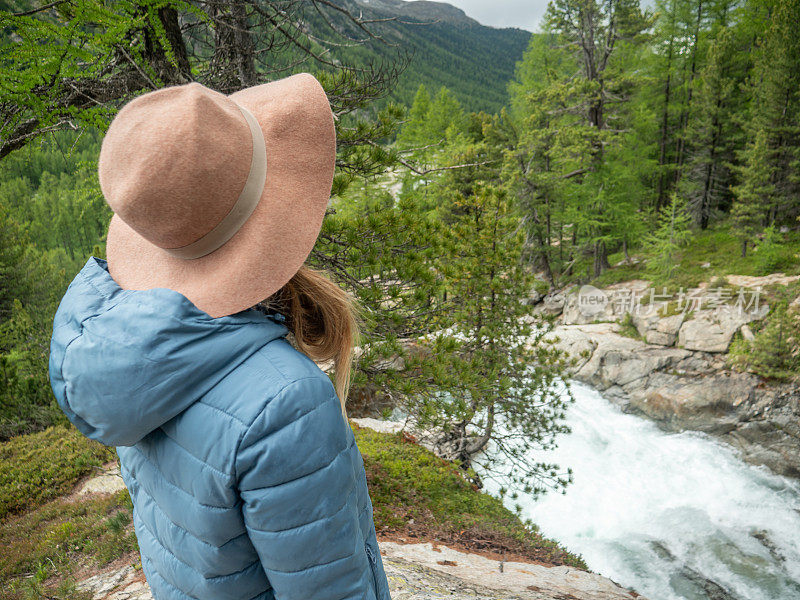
[163,103,267,260]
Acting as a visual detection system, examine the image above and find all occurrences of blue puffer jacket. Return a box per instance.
[48,256,391,600]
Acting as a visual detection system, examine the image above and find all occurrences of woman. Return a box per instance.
[48,73,392,600]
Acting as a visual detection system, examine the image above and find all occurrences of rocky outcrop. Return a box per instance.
[676,305,769,353]
[632,312,684,346]
[380,542,644,600]
[78,466,126,495]
[77,551,645,600]
[553,279,771,354]
[548,322,800,478]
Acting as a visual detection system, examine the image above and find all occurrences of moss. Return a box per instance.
[0,424,115,520]
[617,313,643,340]
[353,425,587,569]
[0,489,136,600]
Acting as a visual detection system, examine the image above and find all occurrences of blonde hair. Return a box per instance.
[257,265,361,417]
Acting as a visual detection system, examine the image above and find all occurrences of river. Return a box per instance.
[481,381,800,600]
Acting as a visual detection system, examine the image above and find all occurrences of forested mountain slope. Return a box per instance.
[326,0,532,112]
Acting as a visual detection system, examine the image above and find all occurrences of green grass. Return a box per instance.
[0,490,136,600]
[590,222,800,291]
[354,424,587,569]
[0,424,115,520]
[617,313,643,340]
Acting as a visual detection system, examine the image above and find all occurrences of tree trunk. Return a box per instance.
[657,2,677,210]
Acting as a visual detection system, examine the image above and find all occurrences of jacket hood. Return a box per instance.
[49,256,288,447]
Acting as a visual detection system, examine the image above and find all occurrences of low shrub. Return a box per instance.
[0,424,115,520]
[353,424,586,569]
[0,489,135,600]
[729,295,800,382]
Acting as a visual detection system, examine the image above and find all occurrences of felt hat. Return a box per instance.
[99,73,336,318]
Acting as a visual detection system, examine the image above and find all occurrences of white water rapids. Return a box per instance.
[480,381,800,600]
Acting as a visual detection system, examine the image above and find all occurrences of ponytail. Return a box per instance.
[256,265,361,417]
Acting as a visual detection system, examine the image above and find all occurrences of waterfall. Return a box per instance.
[481,381,800,600]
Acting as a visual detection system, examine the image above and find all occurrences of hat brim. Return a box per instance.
[105,73,336,318]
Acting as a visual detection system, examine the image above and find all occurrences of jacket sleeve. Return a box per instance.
[235,375,377,600]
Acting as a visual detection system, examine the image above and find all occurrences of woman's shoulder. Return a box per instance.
[233,341,347,478]
[230,337,339,432]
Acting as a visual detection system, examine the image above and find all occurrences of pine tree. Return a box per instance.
[505,32,596,285]
[731,293,800,382]
[396,84,432,149]
[646,193,693,280]
[426,87,467,145]
[679,26,744,229]
[731,129,773,258]
[739,0,800,225]
[404,177,573,495]
[542,0,649,276]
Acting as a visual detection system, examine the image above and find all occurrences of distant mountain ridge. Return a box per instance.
[333,0,532,113]
[356,0,479,26]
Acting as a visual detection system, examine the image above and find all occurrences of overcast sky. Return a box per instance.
[444,0,654,32]
[444,0,551,32]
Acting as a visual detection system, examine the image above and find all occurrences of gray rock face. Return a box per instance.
[549,282,770,352]
[633,312,684,346]
[677,306,769,353]
[76,544,646,600]
[538,290,568,316]
[549,322,800,478]
[559,281,651,326]
[562,287,616,325]
[380,542,644,600]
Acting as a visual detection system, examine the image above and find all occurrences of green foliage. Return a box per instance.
[353,424,586,569]
[678,25,744,228]
[646,194,693,280]
[731,128,773,257]
[754,225,791,275]
[0,489,135,600]
[395,111,573,495]
[0,424,115,520]
[618,312,644,340]
[729,294,800,381]
[0,301,66,440]
[506,0,651,282]
[0,1,202,144]
[0,134,95,438]
[505,0,800,288]
[739,0,800,223]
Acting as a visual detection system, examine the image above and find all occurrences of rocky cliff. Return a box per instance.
[534,276,800,478]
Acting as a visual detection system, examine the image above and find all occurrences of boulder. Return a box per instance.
[561,281,651,326]
[632,311,685,346]
[538,290,568,316]
[677,305,769,353]
[562,286,616,325]
[548,323,689,391]
[626,371,758,433]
